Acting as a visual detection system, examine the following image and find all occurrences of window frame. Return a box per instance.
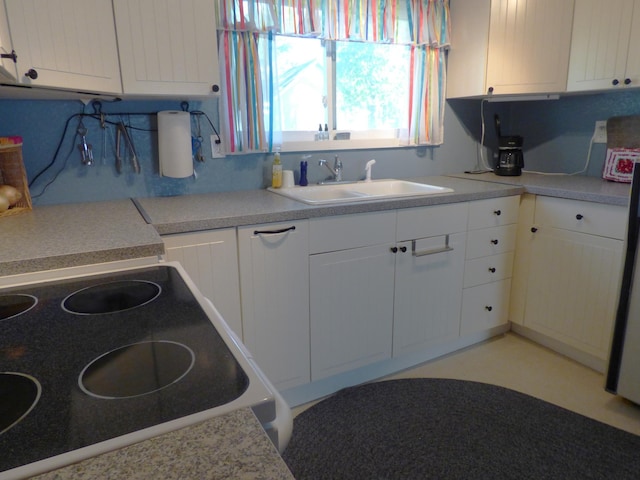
[276,37,408,153]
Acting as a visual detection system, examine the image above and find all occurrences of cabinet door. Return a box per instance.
[446,0,491,98]
[523,227,623,359]
[393,233,466,356]
[163,229,242,338]
[509,194,536,325]
[567,0,636,92]
[310,244,395,380]
[113,0,220,96]
[0,1,16,81]
[238,221,310,391]
[4,0,122,93]
[485,0,574,95]
[624,0,640,87]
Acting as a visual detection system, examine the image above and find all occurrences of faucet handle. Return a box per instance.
[333,155,342,168]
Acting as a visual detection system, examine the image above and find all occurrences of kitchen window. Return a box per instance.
[216,1,450,154]
[274,36,412,150]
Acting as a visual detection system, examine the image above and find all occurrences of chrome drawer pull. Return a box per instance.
[412,235,454,257]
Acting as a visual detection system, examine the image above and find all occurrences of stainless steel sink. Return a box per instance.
[268,179,454,205]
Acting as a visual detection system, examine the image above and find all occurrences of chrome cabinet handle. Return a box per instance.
[254,226,296,235]
[412,235,454,257]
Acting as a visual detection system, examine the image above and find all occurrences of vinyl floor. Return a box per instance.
[293,332,640,436]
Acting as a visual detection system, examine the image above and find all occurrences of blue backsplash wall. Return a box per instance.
[0,95,481,206]
[1,89,639,206]
[508,90,640,176]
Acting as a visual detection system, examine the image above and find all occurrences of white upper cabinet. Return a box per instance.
[0,1,16,82]
[485,0,574,95]
[112,0,220,96]
[4,0,122,93]
[447,0,575,98]
[567,0,640,92]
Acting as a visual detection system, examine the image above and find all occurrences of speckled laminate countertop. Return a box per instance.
[0,199,164,276]
[449,172,631,206]
[31,408,294,480]
[135,175,524,235]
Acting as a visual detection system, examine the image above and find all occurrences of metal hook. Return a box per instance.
[92,100,103,116]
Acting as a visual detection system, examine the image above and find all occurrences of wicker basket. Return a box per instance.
[0,144,32,217]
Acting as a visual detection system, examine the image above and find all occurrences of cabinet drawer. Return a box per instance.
[467,196,520,230]
[465,224,517,259]
[463,252,514,288]
[309,210,396,254]
[460,279,511,335]
[535,196,627,240]
[396,202,468,241]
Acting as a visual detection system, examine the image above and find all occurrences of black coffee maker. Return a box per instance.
[494,114,524,176]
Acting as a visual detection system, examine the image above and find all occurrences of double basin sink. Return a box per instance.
[268,179,454,205]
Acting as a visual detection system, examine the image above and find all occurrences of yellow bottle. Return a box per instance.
[271,149,282,188]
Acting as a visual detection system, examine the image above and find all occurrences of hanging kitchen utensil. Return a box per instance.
[115,126,123,174]
[194,114,205,162]
[100,113,107,165]
[117,122,141,174]
[77,121,94,166]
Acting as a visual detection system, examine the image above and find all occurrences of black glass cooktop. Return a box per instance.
[0,266,250,475]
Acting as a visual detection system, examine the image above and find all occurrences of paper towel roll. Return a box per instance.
[158,111,193,178]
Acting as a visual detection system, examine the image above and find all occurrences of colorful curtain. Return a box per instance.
[216,0,450,153]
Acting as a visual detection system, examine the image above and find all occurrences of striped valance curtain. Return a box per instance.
[216,0,451,153]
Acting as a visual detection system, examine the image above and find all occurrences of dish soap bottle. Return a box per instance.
[272,148,282,188]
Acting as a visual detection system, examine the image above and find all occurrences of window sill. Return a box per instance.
[281,138,403,153]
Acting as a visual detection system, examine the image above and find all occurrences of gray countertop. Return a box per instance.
[136,176,524,235]
[32,408,294,480]
[449,172,631,206]
[0,199,164,276]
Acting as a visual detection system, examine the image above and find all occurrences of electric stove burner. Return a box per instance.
[0,373,41,435]
[79,341,195,399]
[62,280,161,315]
[0,294,37,321]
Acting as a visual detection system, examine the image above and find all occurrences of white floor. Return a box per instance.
[293,332,640,436]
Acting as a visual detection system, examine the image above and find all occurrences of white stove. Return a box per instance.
[0,259,292,479]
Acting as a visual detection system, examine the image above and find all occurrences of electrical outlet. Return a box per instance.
[594,120,607,143]
[211,134,225,158]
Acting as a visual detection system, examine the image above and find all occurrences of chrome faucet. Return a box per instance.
[318,155,343,182]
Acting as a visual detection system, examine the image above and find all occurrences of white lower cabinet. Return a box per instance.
[309,204,469,380]
[237,221,310,391]
[310,244,396,380]
[461,196,520,335]
[308,211,397,380]
[392,233,467,356]
[514,195,626,365]
[524,226,623,359]
[162,228,242,337]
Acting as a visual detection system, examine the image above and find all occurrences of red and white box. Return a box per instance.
[602,147,640,183]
